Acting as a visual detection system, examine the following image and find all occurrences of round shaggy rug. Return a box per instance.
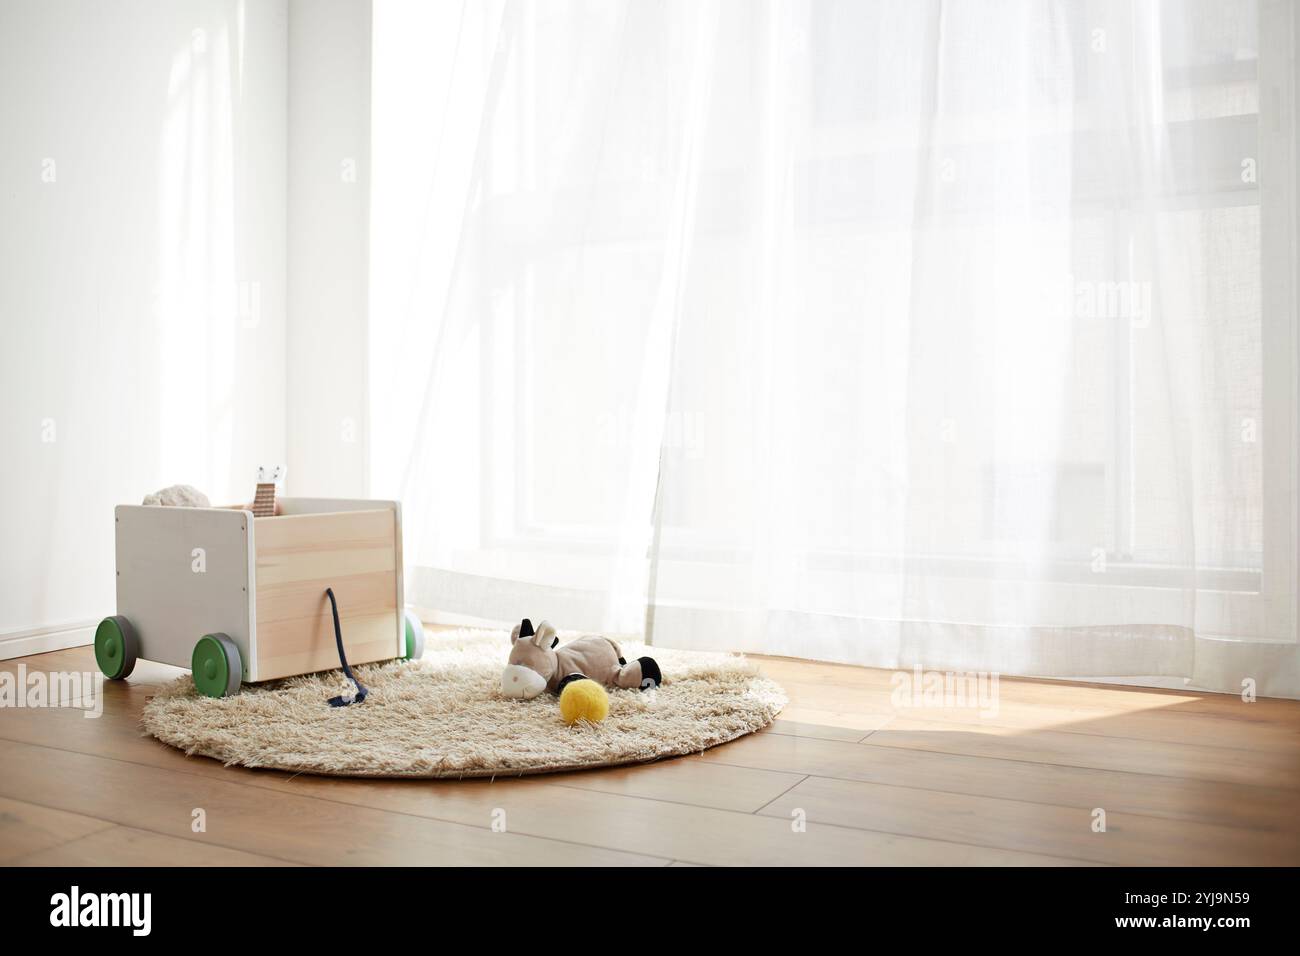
[141,629,787,778]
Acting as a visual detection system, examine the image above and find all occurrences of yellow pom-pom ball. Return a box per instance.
[559,679,609,725]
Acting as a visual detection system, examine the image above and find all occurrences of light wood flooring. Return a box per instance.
[2,635,1298,866]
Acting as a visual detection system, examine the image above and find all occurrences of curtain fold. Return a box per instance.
[370,0,1299,696]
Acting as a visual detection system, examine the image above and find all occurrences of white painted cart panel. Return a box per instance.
[114,505,255,679]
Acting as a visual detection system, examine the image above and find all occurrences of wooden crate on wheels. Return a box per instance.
[94,497,425,697]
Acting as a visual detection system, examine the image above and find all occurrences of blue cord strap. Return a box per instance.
[325,587,368,707]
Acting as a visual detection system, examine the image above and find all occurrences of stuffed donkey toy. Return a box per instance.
[501,618,662,700]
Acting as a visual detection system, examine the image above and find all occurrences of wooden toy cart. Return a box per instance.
[94,498,425,697]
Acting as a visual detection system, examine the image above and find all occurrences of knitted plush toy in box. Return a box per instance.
[141,484,210,508]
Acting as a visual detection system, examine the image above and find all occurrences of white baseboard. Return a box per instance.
[412,606,510,629]
[0,620,97,661]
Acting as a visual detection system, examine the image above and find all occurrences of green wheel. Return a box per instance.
[403,610,426,661]
[191,633,242,698]
[94,615,138,680]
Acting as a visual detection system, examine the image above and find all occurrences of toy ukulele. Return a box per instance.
[252,465,286,517]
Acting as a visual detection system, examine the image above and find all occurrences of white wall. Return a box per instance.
[285,0,372,499]
[0,0,288,654]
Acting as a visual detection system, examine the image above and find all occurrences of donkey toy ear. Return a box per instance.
[534,620,560,649]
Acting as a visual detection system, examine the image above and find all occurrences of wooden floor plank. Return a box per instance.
[0,696,1082,866]
[866,717,1300,789]
[0,796,114,864]
[766,716,884,742]
[759,658,1300,723]
[0,694,1074,865]
[547,757,805,813]
[2,641,1298,865]
[235,768,1090,866]
[1,646,182,688]
[759,775,1300,866]
[0,739,665,867]
[768,675,1300,749]
[697,729,1300,834]
[894,701,1300,754]
[13,825,303,867]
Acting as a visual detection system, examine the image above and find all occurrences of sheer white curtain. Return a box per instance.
[369,0,1299,696]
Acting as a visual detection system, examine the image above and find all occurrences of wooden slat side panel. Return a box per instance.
[254,508,394,553]
[255,615,397,680]
[254,510,399,681]
[255,572,396,624]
